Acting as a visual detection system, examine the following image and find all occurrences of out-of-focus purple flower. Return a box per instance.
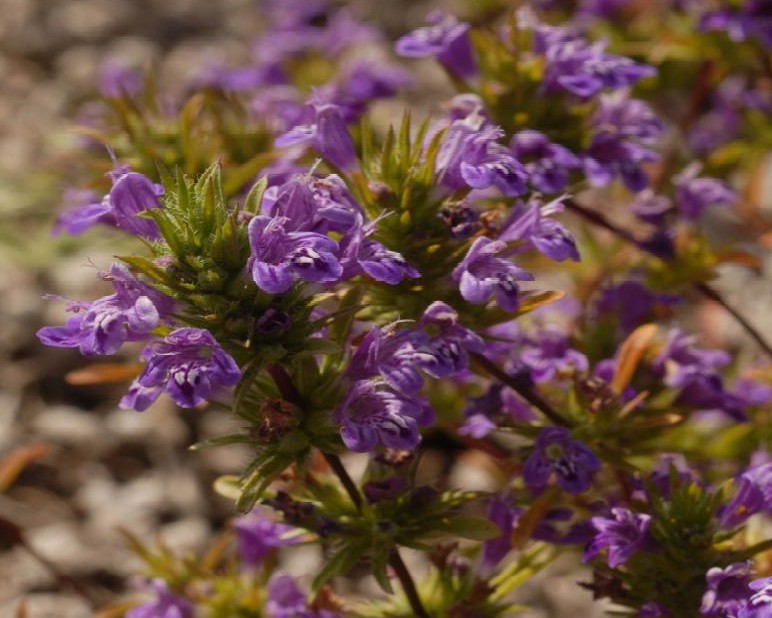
[120,328,241,411]
[583,93,664,192]
[249,86,306,133]
[637,602,666,618]
[452,237,534,311]
[437,121,528,196]
[583,507,651,568]
[395,11,477,79]
[332,59,412,117]
[127,579,194,618]
[738,577,772,618]
[652,329,731,391]
[480,497,521,572]
[196,62,284,92]
[577,0,634,18]
[265,573,340,618]
[520,328,588,382]
[650,329,750,419]
[594,280,678,334]
[538,32,655,99]
[673,163,737,220]
[55,167,163,238]
[459,382,537,437]
[523,427,600,494]
[510,130,582,194]
[688,77,772,154]
[248,215,343,293]
[335,380,433,452]
[701,562,754,617]
[700,1,772,48]
[500,196,580,262]
[276,104,358,171]
[719,462,772,528]
[234,510,304,569]
[630,189,674,224]
[98,60,143,99]
[37,264,173,356]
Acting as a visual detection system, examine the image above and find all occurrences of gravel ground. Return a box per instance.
[5,1,769,617]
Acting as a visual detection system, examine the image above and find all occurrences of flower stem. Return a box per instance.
[322,452,363,513]
[389,548,431,618]
[321,452,430,618]
[471,352,572,427]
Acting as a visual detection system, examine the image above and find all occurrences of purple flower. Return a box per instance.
[539,33,655,99]
[234,511,304,569]
[336,380,434,452]
[339,216,420,284]
[719,462,772,528]
[347,325,428,395]
[593,280,678,334]
[127,579,193,618]
[480,497,521,572]
[98,59,143,99]
[510,130,582,194]
[500,196,580,262]
[583,507,651,568]
[248,216,343,294]
[276,104,358,172]
[700,0,772,48]
[331,60,412,118]
[437,121,528,196]
[414,301,486,378]
[673,163,737,220]
[459,382,537,438]
[37,264,172,356]
[523,427,600,494]
[262,174,362,235]
[55,166,163,238]
[520,328,589,382]
[629,189,674,224]
[452,237,534,311]
[119,328,241,411]
[738,577,772,618]
[701,562,753,617]
[395,11,477,79]
[653,329,730,390]
[583,93,664,192]
[265,573,340,618]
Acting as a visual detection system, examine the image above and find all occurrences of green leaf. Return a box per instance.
[311,541,369,594]
[428,515,502,541]
[243,176,268,214]
[189,433,252,451]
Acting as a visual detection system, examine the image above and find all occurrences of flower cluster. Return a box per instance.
[33,0,772,617]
